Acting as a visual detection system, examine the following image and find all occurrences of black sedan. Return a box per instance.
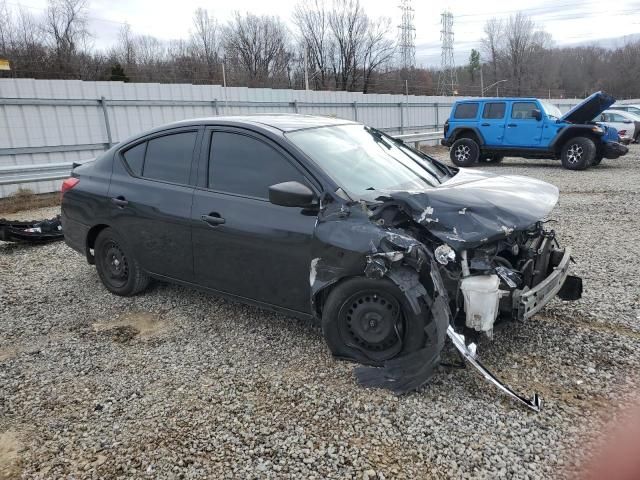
[61,114,582,410]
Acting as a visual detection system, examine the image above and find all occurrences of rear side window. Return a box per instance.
[453,103,479,119]
[209,131,307,199]
[122,142,146,176]
[142,132,197,184]
[511,102,538,120]
[482,102,506,119]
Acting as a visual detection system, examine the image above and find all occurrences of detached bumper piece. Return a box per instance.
[0,216,63,243]
[447,326,542,412]
[603,141,629,159]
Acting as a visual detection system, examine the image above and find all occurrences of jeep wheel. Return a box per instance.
[591,154,603,166]
[450,138,480,167]
[481,154,504,164]
[561,137,595,170]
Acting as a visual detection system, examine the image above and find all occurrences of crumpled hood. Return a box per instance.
[384,169,559,250]
[560,91,616,124]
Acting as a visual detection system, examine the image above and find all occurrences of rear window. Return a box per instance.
[122,142,146,176]
[453,103,479,119]
[143,132,197,184]
[482,102,506,119]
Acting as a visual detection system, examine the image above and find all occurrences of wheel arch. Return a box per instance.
[85,223,111,265]
[449,127,485,146]
[550,126,601,155]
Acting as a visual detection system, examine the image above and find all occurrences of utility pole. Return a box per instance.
[480,66,484,97]
[398,0,416,70]
[221,61,227,88]
[437,10,458,96]
[304,46,310,90]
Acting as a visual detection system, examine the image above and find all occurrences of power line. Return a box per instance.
[397,0,416,70]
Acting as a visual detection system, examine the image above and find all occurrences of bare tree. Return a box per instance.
[293,0,331,89]
[361,17,394,93]
[224,12,292,87]
[191,8,221,81]
[328,0,367,90]
[481,17,503,85]
[42,0,90,74]
[502,13,543,95]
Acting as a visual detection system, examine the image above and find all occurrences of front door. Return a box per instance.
[503,101,544,147]
[191,128,318,314]
[479,101,507,145]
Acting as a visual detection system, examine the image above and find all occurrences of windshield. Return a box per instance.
[286,124,446,201]
[540,101,562,119]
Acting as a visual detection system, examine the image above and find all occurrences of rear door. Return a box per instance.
[191,128,318,314]
[503,101,544,147]
[479,101,507,145]
[108,127,201,281]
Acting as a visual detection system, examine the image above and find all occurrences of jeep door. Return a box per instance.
[107,128,201,281]
[479,101,507,145]
[191,128,319,314]
[503,101,544,147]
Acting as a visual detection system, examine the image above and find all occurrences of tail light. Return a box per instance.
[618,130,627,137]
[61,177,79,197]
[444,119,449,137]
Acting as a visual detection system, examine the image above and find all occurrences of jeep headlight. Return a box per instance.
[435,244,456,265]
[592,126,603,133]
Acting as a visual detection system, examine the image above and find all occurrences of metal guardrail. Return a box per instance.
[0,160,92,186]
[0,130,443,188]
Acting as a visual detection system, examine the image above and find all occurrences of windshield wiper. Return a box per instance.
[365,126,392,149]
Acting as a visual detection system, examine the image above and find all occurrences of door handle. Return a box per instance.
[481,123,490,127]
[201,213,225,226]
[507,123,517,128]
[111,196,129,207]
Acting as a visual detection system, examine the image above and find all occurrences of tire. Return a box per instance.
[450,138,480,167]
[481,154,504,164]
[321,277,428,366]
[591,155,603,166]
[94,227,150,296]
[561,137,595,170]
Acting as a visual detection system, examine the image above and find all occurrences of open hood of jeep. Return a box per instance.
[384,169,559,250]
[560,91,616,124]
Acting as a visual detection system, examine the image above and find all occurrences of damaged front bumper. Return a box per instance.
[603,141,629,159]
[516,246,572,320]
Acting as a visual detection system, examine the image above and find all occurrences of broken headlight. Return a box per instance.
[434,244,456,265]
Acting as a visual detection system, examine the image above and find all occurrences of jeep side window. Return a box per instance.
[453,103,479,119]
[482,102,506,119]
[511,102,538,120]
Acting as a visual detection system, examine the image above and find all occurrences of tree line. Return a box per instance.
[0,0,639,99]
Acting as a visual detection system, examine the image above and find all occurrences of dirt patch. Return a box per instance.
[0,190,59,215]
[0,348,19,363]
[92,312,169,342]
[0,431,22,480]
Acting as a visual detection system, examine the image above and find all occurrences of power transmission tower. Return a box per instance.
[398,0,416,70]
[437,10,458,96]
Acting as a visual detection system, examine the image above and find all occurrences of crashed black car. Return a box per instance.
[61,115,582,410]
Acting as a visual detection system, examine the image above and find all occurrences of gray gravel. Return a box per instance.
[2,147,640,479]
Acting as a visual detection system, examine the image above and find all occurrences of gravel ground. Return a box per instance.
[1,147,639,479]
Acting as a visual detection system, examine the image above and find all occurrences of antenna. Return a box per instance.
[398,0,416,70]
[437,10,458,96]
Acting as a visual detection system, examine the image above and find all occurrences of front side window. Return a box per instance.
[142,132,197,184]
[208,132,308,199]
[286,124,444,201]
[482,102,506,119]
[453,103,479,119]
[511,102,539,120]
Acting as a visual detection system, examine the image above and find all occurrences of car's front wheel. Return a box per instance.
[450,138,480,167]
[95,227,150,296]
[561,137,595,170]
[321,277,427,366]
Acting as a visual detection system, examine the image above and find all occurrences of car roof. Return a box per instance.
[454,97,539,103]
[162,114,357,132]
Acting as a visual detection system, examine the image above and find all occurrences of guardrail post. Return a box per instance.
[353,101,358,121]
[399,102,405,134]
[434,102,439,130]
[292,100,299,113]
[213,99,219,116]
[99,96,113,148]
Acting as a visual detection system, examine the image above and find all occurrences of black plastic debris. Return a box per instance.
[0,215,63,243]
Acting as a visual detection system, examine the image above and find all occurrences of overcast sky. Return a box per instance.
[10,0,640,66]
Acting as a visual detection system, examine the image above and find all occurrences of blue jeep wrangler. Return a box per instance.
[441,91,629,170]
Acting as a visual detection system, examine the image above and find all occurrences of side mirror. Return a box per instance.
[623,120,632,124]
[269,181,316,208]
[532,109,542,121]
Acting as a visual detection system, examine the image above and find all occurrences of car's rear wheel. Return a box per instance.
[321,277,427,366]
[95,227,150,296]
[561,137,595,170]
[450,138,480,167]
